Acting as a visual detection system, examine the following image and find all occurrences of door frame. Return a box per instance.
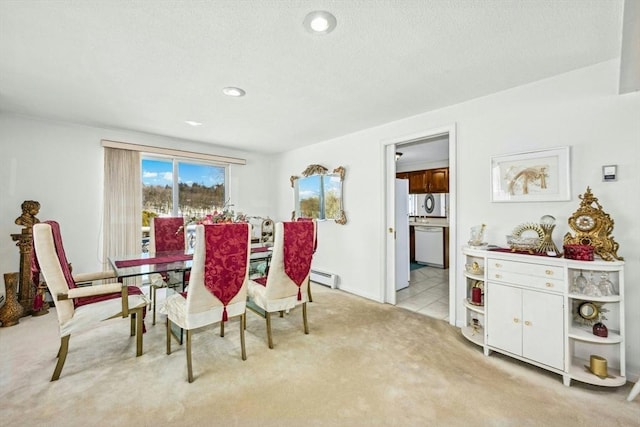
[383,124,457,326]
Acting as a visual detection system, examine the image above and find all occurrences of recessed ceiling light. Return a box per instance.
[304,11,337,35]
[222,87,246,97]
[185,120,202,126]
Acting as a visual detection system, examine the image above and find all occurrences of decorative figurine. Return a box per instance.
[15,200,41,228]
[11,200,43,316]
[537,215,560,256]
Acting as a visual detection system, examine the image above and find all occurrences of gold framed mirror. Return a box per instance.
[291,164,346,224]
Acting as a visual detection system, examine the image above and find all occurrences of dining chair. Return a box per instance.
[163,223,251,383]
[33,221,149,381]
[260,218,275,245]
[149,216,188,325]
[247,221,315,349]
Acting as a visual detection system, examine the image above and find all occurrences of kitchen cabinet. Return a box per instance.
[403,168,449,194]
[408,171,427,193]
[425,168,449,193]
[409,226,415,262]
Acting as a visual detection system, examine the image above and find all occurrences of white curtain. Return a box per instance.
[103,148,141,270]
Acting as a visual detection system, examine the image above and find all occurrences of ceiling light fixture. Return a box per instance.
[304,11,337,35]
[185,120,202,127]
[222,87,246,97]
[395,152,403,161]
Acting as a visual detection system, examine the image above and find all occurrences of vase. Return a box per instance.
[593,322,608,338]
[0,272,24,327]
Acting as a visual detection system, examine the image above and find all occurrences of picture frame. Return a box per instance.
[490,146,570,202]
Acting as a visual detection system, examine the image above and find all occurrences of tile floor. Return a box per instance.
[396,265,449,321]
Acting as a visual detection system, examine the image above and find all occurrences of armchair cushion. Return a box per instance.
[75,285,144,308]
[59,292,148,337]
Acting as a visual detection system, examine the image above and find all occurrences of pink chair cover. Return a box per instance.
[153,217,185,252]
[283,221,314,300]
[203,223,249,321]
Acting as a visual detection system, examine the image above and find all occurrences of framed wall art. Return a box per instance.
[490,146,570,202]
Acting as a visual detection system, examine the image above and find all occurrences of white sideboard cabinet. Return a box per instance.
[461,247,625,387]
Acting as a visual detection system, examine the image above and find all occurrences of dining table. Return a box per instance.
[109,245,273,343]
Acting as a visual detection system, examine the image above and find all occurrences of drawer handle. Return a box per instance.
[545,270,553,276]
[513,317,519,324]
[495,263,502,268]
[545,282,554,288]
[524,320,531,326]
[494,274,502,279]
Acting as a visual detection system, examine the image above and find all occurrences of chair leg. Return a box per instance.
[151,285,157,325]
[166,318,172,355]
[134,308,144,356]
[51,335,70,381]
[220,320,225,337]
[186,329,193,383]
[266,312,273,349]
[240,313,247,361]
[307,278,313,302]
[302,302,309,334]
[130,312,135,336]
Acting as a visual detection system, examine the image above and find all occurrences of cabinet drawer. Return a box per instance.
[488,270,565,293]
[488,258,563,280]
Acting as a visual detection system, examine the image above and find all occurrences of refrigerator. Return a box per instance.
[395,179,410,290]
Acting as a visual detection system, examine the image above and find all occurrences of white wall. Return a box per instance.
[272,59,640,375]
[397,159,449,173]
[0,114,274,278]
[1,59,638,376]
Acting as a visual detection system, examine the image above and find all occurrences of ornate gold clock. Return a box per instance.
[563,187,623,261]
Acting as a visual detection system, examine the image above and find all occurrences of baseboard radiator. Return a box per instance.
[310,269,338,289]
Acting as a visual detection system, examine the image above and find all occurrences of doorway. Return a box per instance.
[384,125,457,326]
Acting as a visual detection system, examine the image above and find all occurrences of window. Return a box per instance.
[142,157,227,221]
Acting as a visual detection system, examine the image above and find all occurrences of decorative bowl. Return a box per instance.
[506,235,540,253]
[465,262,484,275]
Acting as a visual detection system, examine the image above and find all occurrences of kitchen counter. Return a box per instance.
[409,218,449,227]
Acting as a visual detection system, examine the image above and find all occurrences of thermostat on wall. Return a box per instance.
[602,165,617,182]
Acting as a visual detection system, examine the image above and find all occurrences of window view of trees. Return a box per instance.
[142,158,226,222]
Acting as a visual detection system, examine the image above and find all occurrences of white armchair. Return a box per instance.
[33,221,149,381]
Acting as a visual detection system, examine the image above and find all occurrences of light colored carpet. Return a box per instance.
[0,284,638,426]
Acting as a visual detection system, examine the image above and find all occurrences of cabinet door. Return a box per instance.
[396,172,409,180]
[408,171,427,193]
[487,283,522,356]
[426,168,449,193]
[522,290,564,370]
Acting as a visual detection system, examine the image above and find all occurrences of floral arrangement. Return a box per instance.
[192,210,236,224]
[186,199,247,225]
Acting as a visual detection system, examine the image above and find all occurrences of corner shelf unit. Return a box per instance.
[461,247,487,350]
[460,246,625,388]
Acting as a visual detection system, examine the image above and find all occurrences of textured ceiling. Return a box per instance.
[0,0,624,154]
